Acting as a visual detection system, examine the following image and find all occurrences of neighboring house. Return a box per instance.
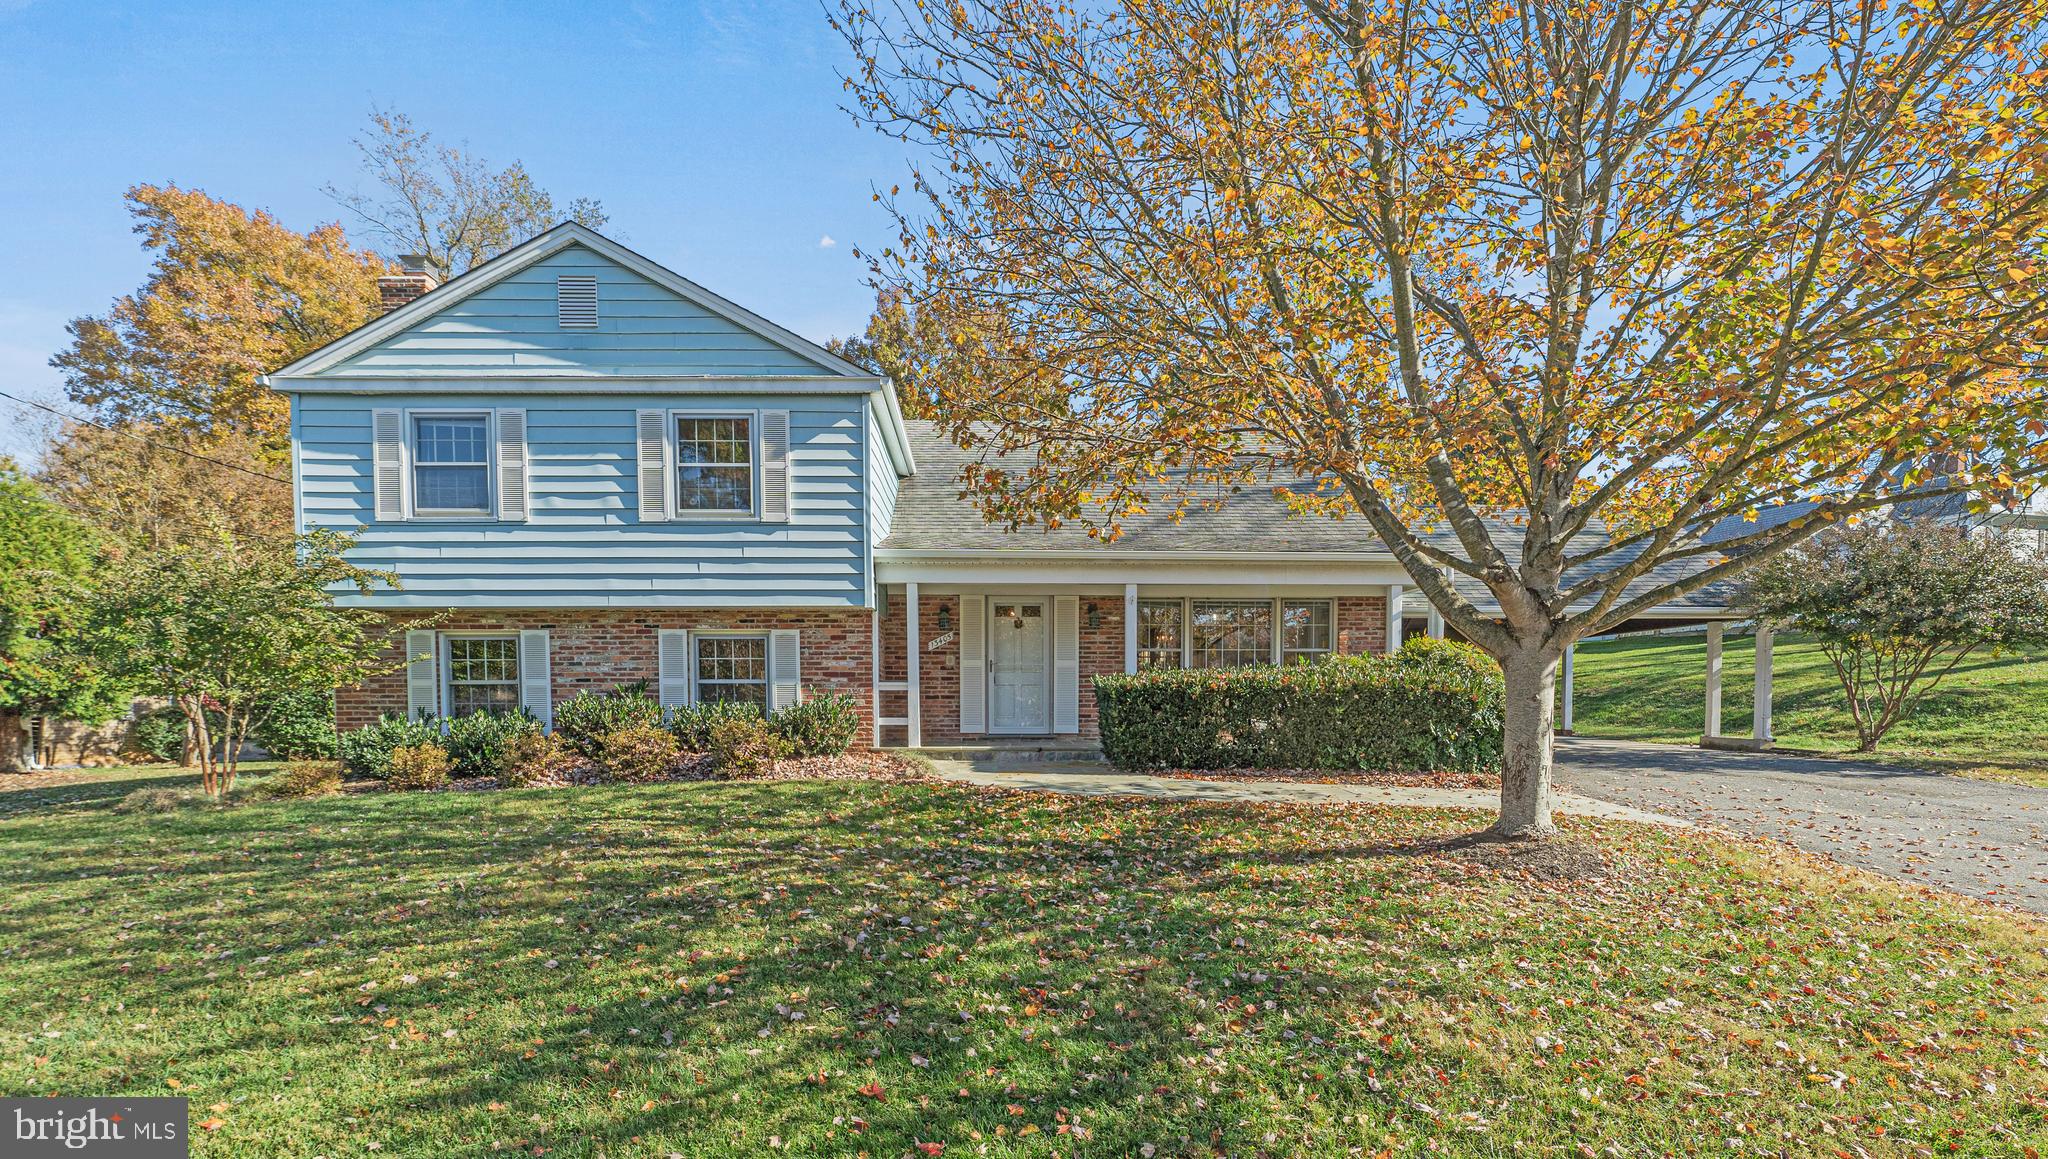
[268,223,1737,747]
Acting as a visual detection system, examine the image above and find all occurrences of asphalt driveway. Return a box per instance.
[1555,737,2048,916]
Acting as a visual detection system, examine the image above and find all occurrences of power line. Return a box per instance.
[0,389,290,484]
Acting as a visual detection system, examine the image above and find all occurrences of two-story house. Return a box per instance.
[271,223,1738,748]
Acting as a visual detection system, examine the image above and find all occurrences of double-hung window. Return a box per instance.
[1280,600,1334,664]
[675,416,755,516]
[1136,600,1186,670]
[1192,600,1273,668]
[412,414,492,516]
[695,636,769,706]
[444,636,520,716]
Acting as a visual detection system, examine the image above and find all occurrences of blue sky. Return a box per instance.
[0,0,906,464]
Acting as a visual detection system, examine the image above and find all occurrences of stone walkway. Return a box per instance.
[928,758,1686,828]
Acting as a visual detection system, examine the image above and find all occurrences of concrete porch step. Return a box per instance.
[906,742,1104,764]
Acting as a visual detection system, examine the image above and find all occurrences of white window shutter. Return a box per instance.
[496,408,529,521]
[657,629,692,711]
[519,630,552,728]
[769,629,802,712]
[1053,595,1080,734]
[404,629,438,720]
[759,410,791,523]
[957,597,986,734]
[373,408,405,521]
[636,409,669,522]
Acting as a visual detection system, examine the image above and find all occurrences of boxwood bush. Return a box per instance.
[1093,648,1504,772]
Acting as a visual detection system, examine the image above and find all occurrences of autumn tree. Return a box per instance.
[326,107,609,280]
[837,0,2048,836]
[1746,522,2048,750]
[36,421,290,550]
[0,464,128,771]
[82,531,402,797]
[53,184,389,449]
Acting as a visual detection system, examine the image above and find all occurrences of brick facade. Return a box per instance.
[344,594,1393,746]
[338,608,874,735]
[876,591,1388,743]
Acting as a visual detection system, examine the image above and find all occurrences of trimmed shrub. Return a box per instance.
[256,760,343,799]
[1392,636,1502,680]
[129,706,188,763]
[770,692,860,757]
[386,743,452,790]
[554,683,663,757]
[1092,653,1504,772]
[595,722,682,783]
[337,714,439,779]
[442,710,542,778]
[499,731,578,788]
[253,690,338,760]
[706,714,791,777]
[667,699,763,751]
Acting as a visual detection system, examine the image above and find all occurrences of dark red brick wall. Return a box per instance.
[1336,595,1389,656]
[337,608,875,739]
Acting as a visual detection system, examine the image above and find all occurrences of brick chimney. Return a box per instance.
[378,254,438,313]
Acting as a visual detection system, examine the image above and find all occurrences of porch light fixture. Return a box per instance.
[1086,603,1101,629]
[936,606,952,632]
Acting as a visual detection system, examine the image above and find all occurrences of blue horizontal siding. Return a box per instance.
[327,245,836,377]
[868,409,899,546]
[297,392,871,608]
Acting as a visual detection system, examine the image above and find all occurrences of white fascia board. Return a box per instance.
[875,556,1411,588]
[267,222,877,382]
[875,548,1399,563]
[870,385,916,476]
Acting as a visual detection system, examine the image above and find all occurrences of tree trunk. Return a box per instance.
[1494,646,1562,840]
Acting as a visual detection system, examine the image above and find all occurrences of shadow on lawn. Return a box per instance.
[1,780,1520,1153]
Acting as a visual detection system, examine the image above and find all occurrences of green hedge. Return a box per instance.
[1092,644,1504,772]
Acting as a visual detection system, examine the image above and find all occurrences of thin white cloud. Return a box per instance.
[818,235,837,249]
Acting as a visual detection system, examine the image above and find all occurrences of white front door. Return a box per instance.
[987,598,1051,734]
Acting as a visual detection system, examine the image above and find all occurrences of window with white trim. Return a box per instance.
[695,635,768,705]
[1281,600,1335,664]
[445,636,520,716]
[1136,600,1184,670]
[413,414,492,515]
[675,415,755,515]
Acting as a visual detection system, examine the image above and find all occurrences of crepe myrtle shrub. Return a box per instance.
[552,682,663,757]
[666,699,763,751]
[386,742,452,791]
[252,689,338,760]
[1744,521,2048,751]
[770,692,861,757]
[440,709,541,778]
[336,713,440,779]
[1093,654,1504,773]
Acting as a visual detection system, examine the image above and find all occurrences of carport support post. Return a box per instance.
[1704,622,1724,739]
[906,581,922,748]
[1123,583,1139,674]
[1427,607,1445,639]
[1752,623,1773,744]
[1559,644,1575,734]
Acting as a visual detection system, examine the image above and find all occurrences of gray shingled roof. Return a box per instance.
[884,421,1742,616]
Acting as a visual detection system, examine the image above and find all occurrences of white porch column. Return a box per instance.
[1560,644,1575,733]
[1704,621,1724,739]
[1122,583,1139,674]
[1751,622,1773,743]
[1385,584,1405,653]
[1427,606,1445,639]
[905,581,922,748]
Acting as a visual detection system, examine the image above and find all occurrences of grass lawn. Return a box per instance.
[3,770,2046,1155]
[1572,632,2048,787]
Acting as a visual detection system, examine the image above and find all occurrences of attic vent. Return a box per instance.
[557,274,598,328]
